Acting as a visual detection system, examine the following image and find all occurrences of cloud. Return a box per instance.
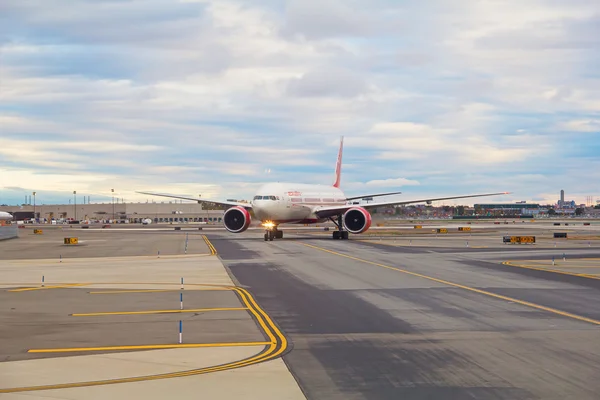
[287,67,368,98]
[1,0,600,206]
[282,0,374,40]
[559,119,600,133]
[364,178,420,187]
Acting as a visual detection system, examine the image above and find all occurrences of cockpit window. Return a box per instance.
[253,196,262,200]
[270,196,277,200]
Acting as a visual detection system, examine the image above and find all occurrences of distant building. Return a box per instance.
[558,200,576,209]
[557,189,577,209]
[474,203,540,217]
[0,202,225,224]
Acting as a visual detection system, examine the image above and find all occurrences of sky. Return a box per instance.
[1,0,599,206]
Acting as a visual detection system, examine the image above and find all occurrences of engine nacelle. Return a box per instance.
[223,206,251,233]
[343,207,372,234]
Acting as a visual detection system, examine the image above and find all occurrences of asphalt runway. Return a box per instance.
[208,229,600,400]
[2,224,600,399]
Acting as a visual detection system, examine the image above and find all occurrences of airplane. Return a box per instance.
[0,211,13,221]
[138,137,508,241]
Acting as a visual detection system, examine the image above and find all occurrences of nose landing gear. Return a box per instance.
[264,226,283,241]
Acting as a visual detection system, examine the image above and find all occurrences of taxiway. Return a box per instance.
[1,224,599,399]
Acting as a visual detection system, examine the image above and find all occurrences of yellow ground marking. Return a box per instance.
[28,342,271,353]
[202,235,217,255]
[64,282,231,287]
[88,288,230,294]
[0,287,287,394]
[6,282,233,292]
[83,282,233,288]
[301,242,600,326]
[3,254,214,265]
[8,283,91,292]
[359,239,488,249]
[72,307,247,317]
[502,261,600,281]
[525,265,600,269]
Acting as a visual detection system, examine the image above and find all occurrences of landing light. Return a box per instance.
[262,221,275,229]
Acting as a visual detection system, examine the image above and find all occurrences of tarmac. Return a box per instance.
[212,223,600,400]
[1,223,600,399]
[0,228,304,399]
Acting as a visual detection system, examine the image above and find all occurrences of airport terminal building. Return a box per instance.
[474,203,541,216]
[0,202,226,224]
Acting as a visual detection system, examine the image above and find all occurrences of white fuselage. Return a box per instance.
[0,212,13,221]
[251,182,346,224]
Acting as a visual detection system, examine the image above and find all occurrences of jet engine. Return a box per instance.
[223,206,251,233]
[342,207,372,234]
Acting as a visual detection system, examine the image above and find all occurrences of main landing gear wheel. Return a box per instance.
[330,215,349,240]
[332,231,349,240]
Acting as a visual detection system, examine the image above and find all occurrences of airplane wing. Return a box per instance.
[345,191,402,201]
[136,191,252,210]
[314,192,509,219]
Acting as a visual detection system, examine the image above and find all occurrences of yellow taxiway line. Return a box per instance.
[520,265,600,269]
[88,288,230,294]
[8,283,91,292]
[502,261,600,281]
[359,239,488,249]
[28,342,272,353]
[301,242,600,326]
[85,282,232,287]
[71,307,247,317]
[202,235,217,255]
[0,287,287,394]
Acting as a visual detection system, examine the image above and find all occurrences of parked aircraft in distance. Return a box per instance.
[139,137,508,241]
[0,211,13,220]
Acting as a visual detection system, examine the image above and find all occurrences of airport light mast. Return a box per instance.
[73,191,77,220]
[111,188,115,222]
[32,191,36,222]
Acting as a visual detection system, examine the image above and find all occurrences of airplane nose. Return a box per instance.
[254,201,274,221]
[253,202,266,220]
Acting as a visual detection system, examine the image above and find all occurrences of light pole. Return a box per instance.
[111,188,115,222]
[73,191,77,220]
[32,192,36,222]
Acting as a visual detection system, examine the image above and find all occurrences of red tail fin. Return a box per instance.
[333,136,343,188]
